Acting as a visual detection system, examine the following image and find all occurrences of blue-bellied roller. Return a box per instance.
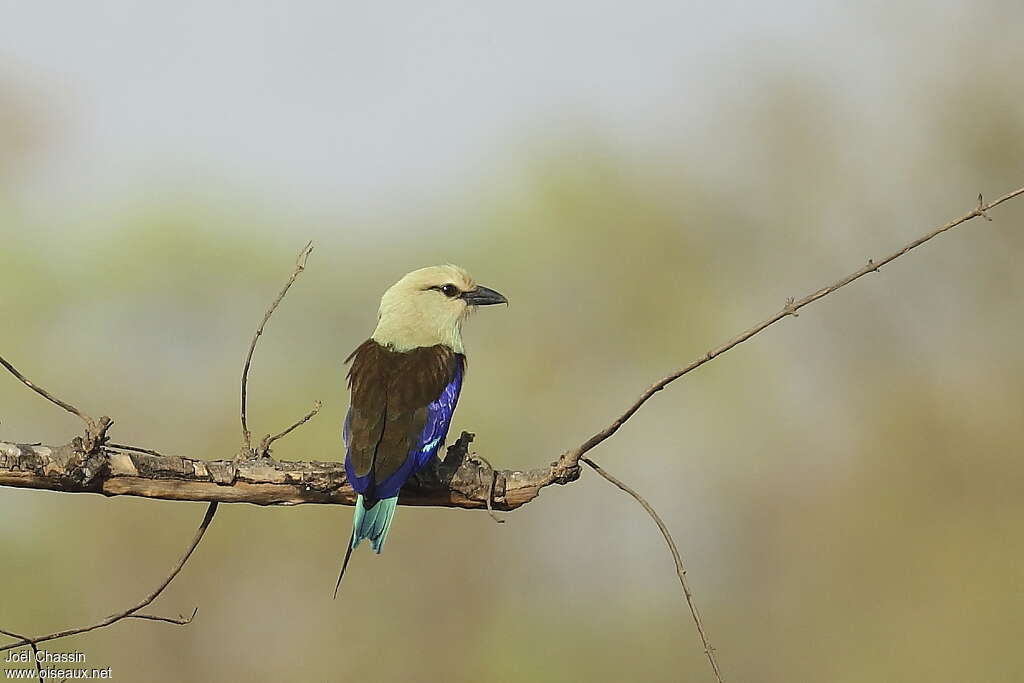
[335,265,507,596]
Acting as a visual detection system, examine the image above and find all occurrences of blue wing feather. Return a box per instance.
[411,359,464,469]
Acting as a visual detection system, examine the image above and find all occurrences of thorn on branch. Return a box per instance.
[977,193,993,221]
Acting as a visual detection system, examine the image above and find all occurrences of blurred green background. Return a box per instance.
[2,2,1024,681]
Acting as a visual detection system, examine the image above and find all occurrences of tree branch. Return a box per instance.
[0,432,568,510]
[582,457,723,683]
[546,186,1022,683]
[0,356,90,424]
[0,628,44,682]
[127,608,199,626]
[0,355,112,455]
[240,241,314,457]
[257,400,322,456]
[0,188,1018,512]
[559,186,1024,472]
[0,502,218,654]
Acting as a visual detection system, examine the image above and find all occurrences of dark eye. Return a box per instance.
[440,284,460,298]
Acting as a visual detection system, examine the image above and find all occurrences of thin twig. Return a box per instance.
[259,400,322,454]
[240,241,314,454]
[0,502,218,653]
[107,442,175,458]
[0,628,43,682]
[565,186,1024,466]
[581,457,723,683]
[0,355,112,453]
[128,608,198,625]
[0,355,89,424]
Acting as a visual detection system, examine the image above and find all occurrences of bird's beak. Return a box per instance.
[462,285,508,306]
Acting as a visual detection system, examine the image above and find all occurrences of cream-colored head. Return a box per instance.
[370,264,507,353]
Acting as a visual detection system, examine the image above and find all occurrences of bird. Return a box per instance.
[334,264,507,597]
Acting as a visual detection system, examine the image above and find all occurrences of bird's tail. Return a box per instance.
[352,494,398,553]
[333,494,398,599]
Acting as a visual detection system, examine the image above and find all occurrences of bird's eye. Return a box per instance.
[440,284,460,298]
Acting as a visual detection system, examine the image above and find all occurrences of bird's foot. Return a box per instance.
[467,452,504,524]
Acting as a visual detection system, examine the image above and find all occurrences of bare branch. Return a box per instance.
[582,457,724,683]
[127,607,199,625]
[550,186,1024,683]
[0,355,113,455]
[107,442,175,458]
[257,399,322,456]
[0,503,218,654]
[0,435,553,510]
[240,241,314,455]
[0,628,44,682]
[563,186,1024,467]
[0,355,90,424]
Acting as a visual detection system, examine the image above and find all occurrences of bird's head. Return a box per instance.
[371,264,507,353]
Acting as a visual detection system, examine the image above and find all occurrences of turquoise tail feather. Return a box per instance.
[352,494,399,554]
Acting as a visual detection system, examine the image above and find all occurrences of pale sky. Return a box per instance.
[1,0,859,220]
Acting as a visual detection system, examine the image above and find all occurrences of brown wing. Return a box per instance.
[345,340,389,479]
[345,340,457,489]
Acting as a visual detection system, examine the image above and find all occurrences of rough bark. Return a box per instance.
[0,432,581,511]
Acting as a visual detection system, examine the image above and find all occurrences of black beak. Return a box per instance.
[462,285,508,306]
